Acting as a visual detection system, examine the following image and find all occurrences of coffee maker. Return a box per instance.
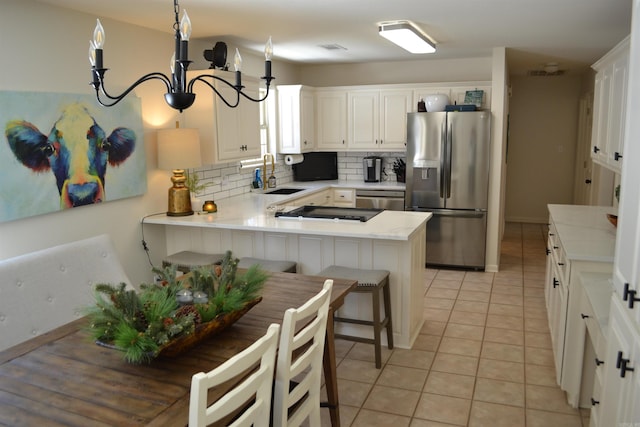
[363,156,382,182]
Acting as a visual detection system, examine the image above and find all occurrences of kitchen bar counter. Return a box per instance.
[145,183,430,349]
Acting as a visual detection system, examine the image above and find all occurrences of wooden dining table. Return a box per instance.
[0,272,356,427]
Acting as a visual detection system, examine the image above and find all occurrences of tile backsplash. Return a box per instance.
[188,152,406,202]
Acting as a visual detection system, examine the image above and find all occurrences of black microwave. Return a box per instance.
[292,152,338,181]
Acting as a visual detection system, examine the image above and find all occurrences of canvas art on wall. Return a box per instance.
[0,91,146,223]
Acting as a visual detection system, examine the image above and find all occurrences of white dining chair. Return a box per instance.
[188,323,280,427]
[272,279,333,427]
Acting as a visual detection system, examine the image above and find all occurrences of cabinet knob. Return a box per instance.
[553,278,559,288]
[623,283,640,309]
[581,313,590,319]
[616,351,635,378]
[614,152,623,161]
[342,140,345,144]
[585,179,592,184]
[593,146,600,153]
[546,248,551,255]
[595,358,604,366]
[591,398,600,406]
[558,262,565,266]
[304,140,308,145]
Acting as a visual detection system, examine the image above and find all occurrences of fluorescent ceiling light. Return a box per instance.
[378,21,436,54]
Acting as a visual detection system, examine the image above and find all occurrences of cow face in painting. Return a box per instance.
[5,104,136,208]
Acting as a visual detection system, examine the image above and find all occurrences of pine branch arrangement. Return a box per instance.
[85,251,268,363]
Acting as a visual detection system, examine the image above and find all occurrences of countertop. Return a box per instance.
[145,181,430,241]
[548,204,618,262]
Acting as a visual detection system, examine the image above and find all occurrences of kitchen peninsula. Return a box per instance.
[145,183,431,348]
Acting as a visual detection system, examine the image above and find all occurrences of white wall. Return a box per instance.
[0,0,297,284]
[299,57,492,87]
[505,74,583,223]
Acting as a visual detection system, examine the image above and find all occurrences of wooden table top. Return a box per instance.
[0,272,356,427]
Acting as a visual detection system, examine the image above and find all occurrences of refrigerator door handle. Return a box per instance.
[433,210,486,219]
[439,120,446,198]
[446,119,453,199]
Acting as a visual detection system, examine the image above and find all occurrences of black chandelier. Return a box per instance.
[88,0,274,112]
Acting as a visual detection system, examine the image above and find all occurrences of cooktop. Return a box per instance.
[275,205,383,222]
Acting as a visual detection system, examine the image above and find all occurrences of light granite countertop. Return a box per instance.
[548,204,618,262]
[145,181,430,241]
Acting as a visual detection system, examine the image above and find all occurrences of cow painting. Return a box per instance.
[5,103,136,208]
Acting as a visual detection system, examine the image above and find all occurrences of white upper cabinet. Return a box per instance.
[183,70,261,164]
[591,36,630,173]
[277,85,316,154]
[315,89,348,151]
[348,89,412,151]
[275,82,491,154]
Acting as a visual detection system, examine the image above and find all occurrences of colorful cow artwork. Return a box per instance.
[0,92,146,223]
[6,103,136,208]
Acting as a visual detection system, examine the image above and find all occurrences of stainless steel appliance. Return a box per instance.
[356,189,405,211]
[405,111,491,270]
[275,206,383,222]
[363,156,382,182]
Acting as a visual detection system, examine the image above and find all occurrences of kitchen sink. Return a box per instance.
[266,188,306,195]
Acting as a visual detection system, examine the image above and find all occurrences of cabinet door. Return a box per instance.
[348,91,380,150]
[216,81,260,162]
[606,53,629,171]
[316,91,347,150]
[379,89,412,150]
[277,86,315,154]
[598,297,636,426]
[184,70,260,164]
[300,90,316,151]
[548,266,568,385]
[591,68,612,166]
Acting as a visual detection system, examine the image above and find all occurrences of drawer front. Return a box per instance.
[333,189,355,203]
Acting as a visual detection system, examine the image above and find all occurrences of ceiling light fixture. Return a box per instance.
[378,20,436,54]
[88,0,274,112]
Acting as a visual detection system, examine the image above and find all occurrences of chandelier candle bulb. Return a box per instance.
[265,36,273,79]
[234,48,242,87]
[92,19,104,69]
[178,10,191,61]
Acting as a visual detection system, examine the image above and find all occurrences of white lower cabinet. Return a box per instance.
[544,206,615,408]
[597,296,640,426]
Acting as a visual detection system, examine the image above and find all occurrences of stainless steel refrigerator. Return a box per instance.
[405,111,491,270]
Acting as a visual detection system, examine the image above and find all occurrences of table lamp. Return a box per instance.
[157,124,202,216]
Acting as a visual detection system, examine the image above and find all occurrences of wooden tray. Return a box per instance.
[97,296,262,359]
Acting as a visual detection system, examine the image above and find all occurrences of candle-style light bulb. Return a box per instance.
[234,48,242,88]
[264,36,273,60]
[234,48,242,72]
[93,19,105,49]
[88,41,96,67]
[179,10,192,41]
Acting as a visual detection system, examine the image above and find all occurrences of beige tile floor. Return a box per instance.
[320,222,592,427]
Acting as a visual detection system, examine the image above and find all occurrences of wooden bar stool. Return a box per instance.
[238,257,297,273]
[161,251,225,274]
[318,265,393,368]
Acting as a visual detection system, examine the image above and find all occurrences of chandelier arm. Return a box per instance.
[188,75,241,108]
[238,85,270,102]
[96,72,173,102]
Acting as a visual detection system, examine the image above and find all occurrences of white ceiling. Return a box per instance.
[37,0,632,75]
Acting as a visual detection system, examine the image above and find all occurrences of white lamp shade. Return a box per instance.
[157,128,202,170]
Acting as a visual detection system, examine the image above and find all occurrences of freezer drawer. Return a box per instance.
[424,209,487,270]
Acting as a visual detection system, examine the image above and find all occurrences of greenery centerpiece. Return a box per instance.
[86,251,268,363]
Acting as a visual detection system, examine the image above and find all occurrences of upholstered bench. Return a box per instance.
[0,234,132,352]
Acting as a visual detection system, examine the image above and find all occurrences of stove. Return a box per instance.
[275,206,383,222]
